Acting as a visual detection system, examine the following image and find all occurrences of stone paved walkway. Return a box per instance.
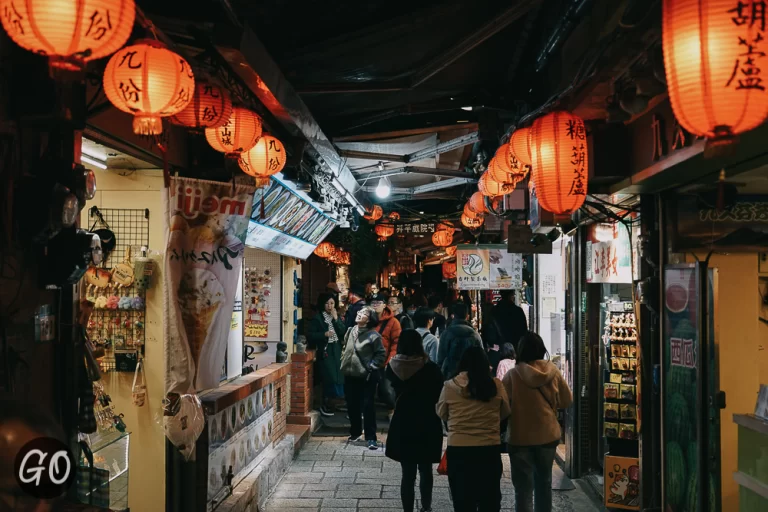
[265,436,604,511]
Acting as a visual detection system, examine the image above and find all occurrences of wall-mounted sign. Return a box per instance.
[586,221,639,284]
[456,244,523,290]
[395,222,437,235]
[245,175,337,259]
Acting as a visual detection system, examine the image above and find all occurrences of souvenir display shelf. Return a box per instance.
[81,430,131,511]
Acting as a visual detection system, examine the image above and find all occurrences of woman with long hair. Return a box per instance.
[502,332,572,512]
[385,330,444,512]
[437,345,510,512]
[307,292,346,416]
[340,306,386,450]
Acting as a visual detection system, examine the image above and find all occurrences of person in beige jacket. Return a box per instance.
[502,332,573,512]
[437,345,511,512]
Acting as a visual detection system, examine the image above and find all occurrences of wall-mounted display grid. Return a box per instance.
[243,248,282,344]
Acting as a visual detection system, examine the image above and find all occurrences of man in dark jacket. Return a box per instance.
[437,303,483,379]
[493,290,529,350]
[388,295,414,330]
[344,284,367,330]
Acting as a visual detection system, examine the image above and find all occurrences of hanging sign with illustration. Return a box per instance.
[456,244,523,290]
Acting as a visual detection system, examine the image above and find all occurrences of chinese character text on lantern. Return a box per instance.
[530,111,588,215]
[205,107,263,156]
[170,81,233,130]
[103,41,195,135]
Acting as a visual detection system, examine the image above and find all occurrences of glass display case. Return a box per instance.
[81,430,131,511]
[734,414,768,511]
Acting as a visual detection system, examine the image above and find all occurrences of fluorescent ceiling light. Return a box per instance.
[81,155,107,170]
[457,120,469,123]
[419,211,424,214]
[461,106,473,111]
[375,176,391,199]
[81,144,107,162]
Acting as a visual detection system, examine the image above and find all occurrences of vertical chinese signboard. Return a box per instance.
[456,244,522,290]
[663,264,720,512]
[586,221,639,284]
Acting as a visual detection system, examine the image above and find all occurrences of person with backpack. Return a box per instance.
[385,330,444,512]
[414,307,439,363]
[437,303,483,380]
[503,332,573,512]
[388,295,414,330]
[437,346,511,512]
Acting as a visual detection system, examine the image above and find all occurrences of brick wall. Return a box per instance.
[288,350,315,425]
[271,374,288,446]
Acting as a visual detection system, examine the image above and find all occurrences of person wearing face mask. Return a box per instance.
[388,295,414,330]
[308,293,347,417]
[340,306,386,450]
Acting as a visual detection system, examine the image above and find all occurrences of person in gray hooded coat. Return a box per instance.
[385,330,444,512]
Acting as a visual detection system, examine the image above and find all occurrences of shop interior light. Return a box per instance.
[375,176,392,199]
[461,106,473,111]
[81,155,107,170]
[81,145,107,163]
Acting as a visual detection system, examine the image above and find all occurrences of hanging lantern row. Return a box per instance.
[329,249,351,265]
[314,242,336,259]
[432,229,453,247]
[461,213,484,229]
[442,261,457,280]
[388,211,400,221]
[374,223,395,239]
[364,205,384,221]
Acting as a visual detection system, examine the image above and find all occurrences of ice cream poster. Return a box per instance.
[163,177,255,393]
[604,455,640,510]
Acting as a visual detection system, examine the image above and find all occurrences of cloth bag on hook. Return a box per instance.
[163,392,205,461]
[131,359,147,407]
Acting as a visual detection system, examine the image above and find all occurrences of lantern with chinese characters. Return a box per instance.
[662,0,768,149]
[445,246,457,257]
[493,144,527,180]
[374,223,395,239]
[464,203,483,219]
[170,81,232,130]
[436,222,454,234]
[364,205,383,221]
[529,111,588,215]
[388,211,401,221]
[205,107,263,157]
[239,135,286,186]
[461,213,484,229]
[510,127,532,165]
[0,0,135,72]
[468,192,488,214]
[432,229,453,247]
[442,261,457,280]
[478,172,514,197]
[103,41,195,135]
[314,242,336,259]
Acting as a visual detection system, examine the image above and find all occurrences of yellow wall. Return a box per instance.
[282,257,302,356]
[688,253,762,512]
[84,169,166,511]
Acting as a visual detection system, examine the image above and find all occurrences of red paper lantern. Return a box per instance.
[205,107,263,156]
[445,246,457,257]
[530,111,588,215]
[662,0,768,145]
[314,242,336,259]
[374,223,395,238]
[436,222,454,233]
[461,213,484,229]
[478,172,514,197]
[170,81,233,129]
[239,135,286,185]
[104,41,195,135]
[493,144,527,180]
[0,0,135,72]
[510,127,532,165]
[364,205,383,221]
[432,229,453,247]
[468,191,488,214]
[463,203,482,220]
[388,212,401,221]
[442,261,457,280]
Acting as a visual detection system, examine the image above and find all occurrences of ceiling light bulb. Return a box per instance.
[375,176,391,198]
[419,211,424,214]
[461,106,473,111]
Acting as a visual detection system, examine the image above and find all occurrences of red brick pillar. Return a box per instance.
[288,350,315,425]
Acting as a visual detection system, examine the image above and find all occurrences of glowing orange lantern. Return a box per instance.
[364,205,383,221]
[239,135,286,185]
[493,144,527,180]
[530,111,588,215]
[436,221,454,233]
[170,82,233,129]
[314,242,336,259]
[478,172,514,197]
[205,107,263,157]
[0,0,135,72]
[663,0,768,147]
[104,41,195,135]
[388,211,400,221]
[464,203,482,219]
[445,246,457,257]
[442,261,457,280]
[510,127,532,165]
[432,229,453,247]
[468,192,488,214]
[374,223,395,238]
[461,213,484,229]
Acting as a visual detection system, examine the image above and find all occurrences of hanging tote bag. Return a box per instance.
[131,359,147,407]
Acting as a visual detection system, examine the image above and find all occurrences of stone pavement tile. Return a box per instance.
[314,460,344,467]
[282,472,325,483]
[302,483,341,491]
[341,459,384,468]
[271,487,305,498]
[320,498,358,508]
[332,454,364,461]
[291,460,315,467]
[335,489,382,499]
[297,453,332,461]
[357,509,404,512]
[357,498,403,508]
[355,477,391,485]
[300,489,336,498]
[319,509,356,512]
[264,498,321,509]
[319,476,357,485]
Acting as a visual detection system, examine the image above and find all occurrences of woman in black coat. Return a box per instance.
[385,329,445,512]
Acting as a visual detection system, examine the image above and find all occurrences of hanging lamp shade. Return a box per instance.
[510,127,532,165]
[468,192,489,214]
[239,135,286,185]
[0,0,135,72]
[374,223,395,238]
[461,213,484,229]
[662,0,768,147]
[445,246,457,257]
[388,211,401,221]
[205,107,263,156]
[442,261,457,280]
[314,242,336,259]
[493,143,527,180]
[478,171,514,197]
[364,205,383,221]
[103,41,195,135]
[530,111,588,215]
[487,157,510,184]
[432,229,453,247]
[463,203,483,220]
[170,81,233,129]
[436,222,454,233]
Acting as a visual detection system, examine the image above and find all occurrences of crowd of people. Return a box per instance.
[306,281,572,512]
